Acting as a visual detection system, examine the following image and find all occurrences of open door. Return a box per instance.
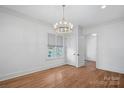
[66,36,78,66]
[65,26,86,67]
[77,35,86,67]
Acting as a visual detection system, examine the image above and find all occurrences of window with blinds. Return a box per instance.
[48,33,64,58]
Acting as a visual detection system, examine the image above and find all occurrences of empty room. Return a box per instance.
[0,5,124,88]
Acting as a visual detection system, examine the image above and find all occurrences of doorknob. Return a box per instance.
[73,53,76,55]
[77,54,80,56]
[73,53,79,56]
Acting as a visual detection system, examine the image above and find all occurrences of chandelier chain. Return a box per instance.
[62,5,65,20]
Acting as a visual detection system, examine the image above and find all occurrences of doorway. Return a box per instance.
[85,33,97,65]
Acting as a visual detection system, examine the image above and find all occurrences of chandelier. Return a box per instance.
[54,5,73,33]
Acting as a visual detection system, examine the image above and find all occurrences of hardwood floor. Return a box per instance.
[0,61,124,88]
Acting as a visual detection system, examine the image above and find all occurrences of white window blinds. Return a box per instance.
[48,33,63,47]
[57,36,63,47]
[48,33,56,47]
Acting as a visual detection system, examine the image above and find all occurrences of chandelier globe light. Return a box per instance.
[54,5,73,33]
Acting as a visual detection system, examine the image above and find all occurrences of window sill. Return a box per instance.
[46,56,64,61]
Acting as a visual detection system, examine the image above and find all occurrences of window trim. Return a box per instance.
[47,33,65,59]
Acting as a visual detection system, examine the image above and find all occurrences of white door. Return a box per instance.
[77,35,86,67]
[66,36,78,66]
[65,27,85,67]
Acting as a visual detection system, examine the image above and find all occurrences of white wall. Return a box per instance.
[86,35,96,61]
[84,19,124,73]
[0,8,65,81]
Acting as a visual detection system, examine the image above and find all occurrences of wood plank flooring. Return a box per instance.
[0,61,124,88]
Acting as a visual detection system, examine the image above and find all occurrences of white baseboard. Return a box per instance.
[0,62,66,81]
[96,65,124,74]
[66,63,76,67]
[86,57,96,61]
[78,61,85,67]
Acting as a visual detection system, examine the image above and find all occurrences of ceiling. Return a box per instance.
[3,5,124,27]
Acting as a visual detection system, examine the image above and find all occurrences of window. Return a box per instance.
[48,33,64,58]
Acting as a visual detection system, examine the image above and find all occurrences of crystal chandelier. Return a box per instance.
[54,5,73,33]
